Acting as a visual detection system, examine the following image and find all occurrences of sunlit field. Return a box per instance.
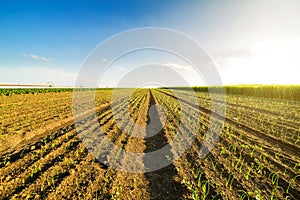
[0,85,299,199]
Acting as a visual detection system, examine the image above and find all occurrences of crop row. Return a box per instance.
[161,89,300,147]
[0,89,150,199]
[152,89,300,199]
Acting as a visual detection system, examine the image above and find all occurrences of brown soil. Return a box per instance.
[0,89,299,199]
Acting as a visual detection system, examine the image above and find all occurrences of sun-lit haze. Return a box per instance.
[1,0,299,87]
[97,49,205,88]
[216,39,300,85]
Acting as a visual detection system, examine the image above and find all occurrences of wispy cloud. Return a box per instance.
[160,63,204,86]
[160,63,193,71]
[118,66,125,72]
[23,53,53,61]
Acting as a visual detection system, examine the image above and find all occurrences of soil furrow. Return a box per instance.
[143,90,188,200]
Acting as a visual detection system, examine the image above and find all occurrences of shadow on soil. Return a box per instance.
[143,91,188,200]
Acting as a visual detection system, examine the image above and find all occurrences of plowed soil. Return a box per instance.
[0,89,299,199]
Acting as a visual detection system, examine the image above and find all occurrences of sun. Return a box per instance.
[221,40,300,85]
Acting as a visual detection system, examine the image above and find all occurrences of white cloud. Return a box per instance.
[160,63,193,71]
[118,66,125,72]
[23,53,53,62]
[101,57,107,62]
[160,63,204,86]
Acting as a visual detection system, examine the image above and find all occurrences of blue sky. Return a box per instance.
[1,0,300,86]
[0,0,172,69]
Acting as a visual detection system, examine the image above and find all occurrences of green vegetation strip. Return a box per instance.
[163,85,300,101]
[0,88,113,96]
